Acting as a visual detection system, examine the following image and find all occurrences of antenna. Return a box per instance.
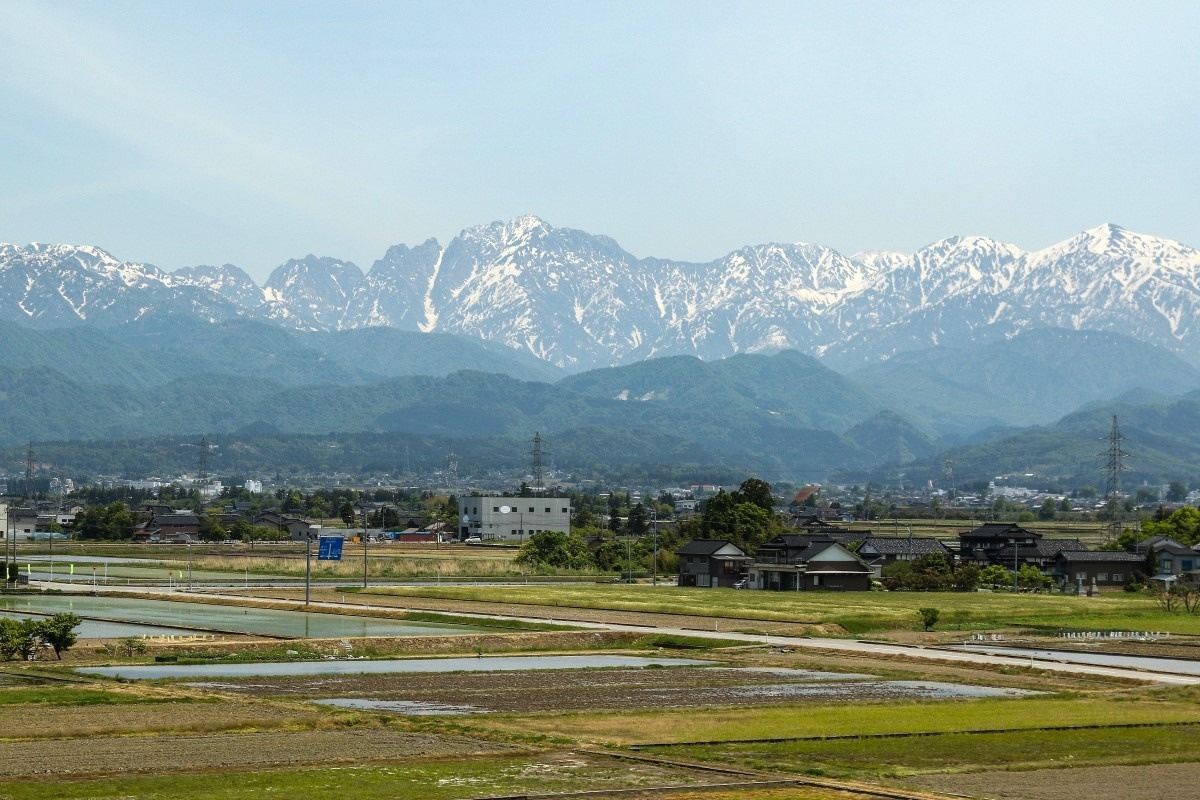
[530,431,545,496]
[1102,415,1130,543]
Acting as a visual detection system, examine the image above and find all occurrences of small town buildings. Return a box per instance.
[749,534,873,591]
[252,511,321,540]
[1052,550,1144,588]
[856,536,953,571]
[957,523,1043,566]
[994,538,1087,571]
[458,496,572,542]
[134,511,200,543]
[676,539,750,588]
[1150,541,1198,581]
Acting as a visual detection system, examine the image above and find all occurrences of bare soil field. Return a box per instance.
[0,698,326,739]
[0,728,523,777]
[902,761,1200,800]
[189,664,1035,714]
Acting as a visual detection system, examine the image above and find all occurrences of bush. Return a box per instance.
[918,607,940,631]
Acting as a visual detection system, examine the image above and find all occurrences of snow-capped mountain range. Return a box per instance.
[3,217,1199,372]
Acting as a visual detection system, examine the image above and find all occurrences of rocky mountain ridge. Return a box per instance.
[3,218,1198,371]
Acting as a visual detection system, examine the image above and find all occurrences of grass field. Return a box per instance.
[473,690,1200,745]
[367,583,1200,635]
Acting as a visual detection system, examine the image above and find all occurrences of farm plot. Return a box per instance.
[189,665,1033,715]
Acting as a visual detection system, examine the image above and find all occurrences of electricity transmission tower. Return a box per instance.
[196,435,210,497]
[1102,415,1130,543]
[530,431,545,496]
[24,442,35,499]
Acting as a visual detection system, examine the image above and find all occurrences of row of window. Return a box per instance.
[471,506,569,514]
[1073,572,1123,582]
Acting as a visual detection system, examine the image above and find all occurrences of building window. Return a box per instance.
[1112,573,1123,582]
[1075,572,1087,581]
[545,507,551,513]
[493,507,500,512]
[529,507,535,513]
[1097,573,1108,582]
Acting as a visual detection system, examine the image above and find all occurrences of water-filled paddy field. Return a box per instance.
[0,594,489,638]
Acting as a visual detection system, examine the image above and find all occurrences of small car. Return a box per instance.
[732,578,748,589]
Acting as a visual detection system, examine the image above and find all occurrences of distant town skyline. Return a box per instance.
[2,1,1197,281]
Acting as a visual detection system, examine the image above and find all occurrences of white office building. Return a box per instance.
[458,496,572,542]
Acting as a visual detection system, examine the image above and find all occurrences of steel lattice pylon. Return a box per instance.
[1102,415,1130,542]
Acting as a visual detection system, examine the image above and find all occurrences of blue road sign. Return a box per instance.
[317,536,344,561]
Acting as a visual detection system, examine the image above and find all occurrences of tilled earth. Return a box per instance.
[0,728,524,777]
[902,761,1200,800]
[180,665,1022,713]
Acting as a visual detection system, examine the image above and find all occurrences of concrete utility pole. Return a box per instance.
[305,534,312,605]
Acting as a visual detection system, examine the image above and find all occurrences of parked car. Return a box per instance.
[733,578,748,589]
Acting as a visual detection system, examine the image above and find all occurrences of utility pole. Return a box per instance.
[362,504,369,589]
[651,508,658,586]
[305,534,312,605]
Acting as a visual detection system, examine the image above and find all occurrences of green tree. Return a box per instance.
[37,613,81,660]
[1017,564,1052,591]
[733,478,774,513]
[515,530,593,571]
[627,503,648,537]
[978,564,1011,589]
[0,618,43,661]
[1143,506,1200,546]
[1038,498,1057,521]
[1166,482,1188,503]
[197,515,228,543]
[1135,487,1160,506]
[918,607,940,631]
[340,501,356,527]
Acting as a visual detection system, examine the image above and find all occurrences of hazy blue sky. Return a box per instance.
[2,1,1197,281]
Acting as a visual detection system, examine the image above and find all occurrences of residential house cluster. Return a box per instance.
[675,519,1199,592]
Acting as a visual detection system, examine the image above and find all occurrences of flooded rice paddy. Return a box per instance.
[78,654,710,679]
[82,660,1041,715]
[0,594,489,639]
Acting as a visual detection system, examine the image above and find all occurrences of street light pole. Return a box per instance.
[305,534,312,605]
[652,509,658,586]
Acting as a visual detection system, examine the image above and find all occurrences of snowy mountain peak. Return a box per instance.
[2,220,1199,370]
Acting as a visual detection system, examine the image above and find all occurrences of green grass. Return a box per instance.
[479,692,1200,745]
[659,723,1200,780]
[0,687,206,706]
[367,583,1200,635]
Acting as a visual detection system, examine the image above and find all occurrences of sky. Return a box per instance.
[1,0,1197,282]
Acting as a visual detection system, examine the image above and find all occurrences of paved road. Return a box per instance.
[46,581,1200,686]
